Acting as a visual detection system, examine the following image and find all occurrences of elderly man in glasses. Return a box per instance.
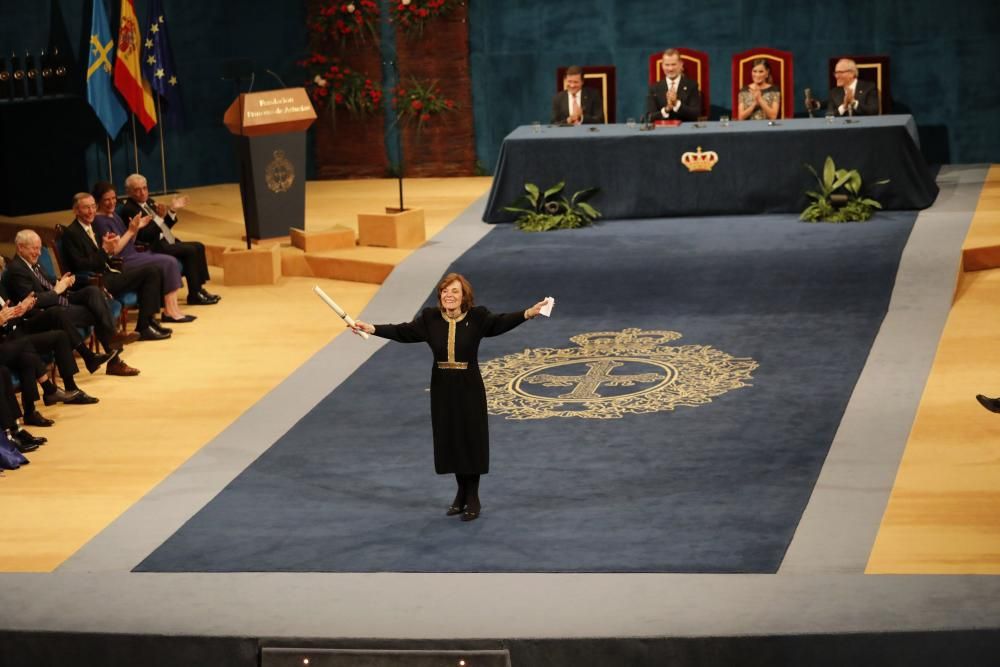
[810,58,880,117]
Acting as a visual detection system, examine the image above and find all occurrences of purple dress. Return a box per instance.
[94,213,183,293]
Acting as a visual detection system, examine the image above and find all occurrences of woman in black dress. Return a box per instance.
[352,273,546,521]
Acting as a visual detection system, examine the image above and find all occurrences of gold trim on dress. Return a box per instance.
[440,309,468,369]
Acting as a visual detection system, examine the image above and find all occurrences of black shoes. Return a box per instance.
[63,389,99,405]
[11,429,46,452]
[150,320,173,335]
[85,349,118,374]
[160,313,196,323]
[23,411,54,427]
[187,290,220,305]
[446,505,465,516]
[976,395,1000,413]
[138,326,171,341]
[43,388,72,406]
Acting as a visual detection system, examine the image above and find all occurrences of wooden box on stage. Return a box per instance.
[222,244,281,286]
[357,207,426,248]
[223,88,316,242]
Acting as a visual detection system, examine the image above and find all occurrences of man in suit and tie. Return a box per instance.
[551,66,605,126]
[5,229,140,376]
[826,58,879,116]
[119,173,220,306]
[59,193,169,342]
[647,48,702,122]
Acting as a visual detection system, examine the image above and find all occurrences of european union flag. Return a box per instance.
[141,0,183,127]
[86,0,127,138]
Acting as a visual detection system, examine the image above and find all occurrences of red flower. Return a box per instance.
[411,99,423,111]
[445,99,455,109]
[420,113,431,122]
[334,93,345,104]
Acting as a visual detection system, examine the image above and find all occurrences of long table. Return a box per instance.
[483,115,939,222]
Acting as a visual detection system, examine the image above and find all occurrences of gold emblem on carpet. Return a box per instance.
[482,328,758,419]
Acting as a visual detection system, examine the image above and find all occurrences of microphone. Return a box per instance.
[247,71,255,93]
[804,87,815,117]
[265,69,287,88]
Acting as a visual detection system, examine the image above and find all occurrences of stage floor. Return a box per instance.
[2,171,1000,664]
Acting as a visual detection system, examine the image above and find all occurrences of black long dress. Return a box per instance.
[373,306,528,474]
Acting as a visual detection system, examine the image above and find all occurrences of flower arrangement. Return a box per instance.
[390,0,461,37]
[309,0,380,44]
[392,77,456,131]
[300,54,383,117]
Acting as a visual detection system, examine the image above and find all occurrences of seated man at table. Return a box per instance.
[551,66,604,125]
[646,48,701,122]
[816,59,879,117]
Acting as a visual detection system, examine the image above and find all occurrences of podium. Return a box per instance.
[223,88,316,242]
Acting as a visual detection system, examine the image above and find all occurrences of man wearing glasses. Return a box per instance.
[826,58,880,116]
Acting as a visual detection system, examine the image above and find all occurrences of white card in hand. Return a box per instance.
[539,296,555,317]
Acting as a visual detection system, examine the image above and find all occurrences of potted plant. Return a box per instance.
[800,156,889,223]
[504,182,601,232]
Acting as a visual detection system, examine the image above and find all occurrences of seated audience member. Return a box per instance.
[92,182,195,325]
[59,193,170,341]
[811,58,879,117]
[737,59,781,121]
[5,231,140,376]
[0,366,46,454]
[551,66,604,125]
[0,291,99,409]
[646,48,702,122]
[119,174,220,306]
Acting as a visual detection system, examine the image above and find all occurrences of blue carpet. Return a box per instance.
[137,212,916,573]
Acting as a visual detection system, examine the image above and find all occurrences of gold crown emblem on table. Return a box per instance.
[681,146,719,172]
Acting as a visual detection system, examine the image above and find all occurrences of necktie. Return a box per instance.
[670,78,677,95]
[142,202,177,244]
[570,93,580,121]
[33,264,69,306]
[83,223,98,247]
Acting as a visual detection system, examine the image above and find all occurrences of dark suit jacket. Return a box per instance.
[3,255,62,309]
[119,196,179,252]
[827,80,879,116]
[647,76,702,122]
[550,89,605,125]
[60,219,116,278]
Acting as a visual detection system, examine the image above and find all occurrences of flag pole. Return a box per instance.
[105,134,113,182]
[130,113,140,173]
[155,94,169,194]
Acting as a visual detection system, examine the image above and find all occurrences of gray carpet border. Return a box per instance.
[2,166,998,641]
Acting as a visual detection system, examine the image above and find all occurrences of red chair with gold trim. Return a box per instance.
[731,47,794,119]
[827,55,891,114]
[647,48,710,119]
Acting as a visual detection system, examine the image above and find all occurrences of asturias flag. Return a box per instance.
[113,0,157,131]
[141,0,183,127]
[86,0,127,138]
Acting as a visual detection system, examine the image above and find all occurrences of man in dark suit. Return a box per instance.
[60,193,170,342]
[826,58,879,116]
[551,66,605,125]
[646,48,702,122]
[119,173,220,306]
[5,229,140,376]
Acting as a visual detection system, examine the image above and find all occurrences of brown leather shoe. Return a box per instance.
[107,357,141,376]
[111,331,141,346]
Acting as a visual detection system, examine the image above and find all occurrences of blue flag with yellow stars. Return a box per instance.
[140,0,183,127]
[86,0,127,138]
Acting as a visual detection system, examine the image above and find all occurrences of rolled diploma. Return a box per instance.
[313,286,369,339]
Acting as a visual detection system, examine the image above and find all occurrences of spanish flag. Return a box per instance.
[113,0,157,131]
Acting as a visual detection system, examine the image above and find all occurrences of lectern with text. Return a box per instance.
[223,88,316,242]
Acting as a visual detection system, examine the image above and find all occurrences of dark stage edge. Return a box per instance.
[2,166,999,667]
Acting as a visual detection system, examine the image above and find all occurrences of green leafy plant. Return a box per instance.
[800,156,889,223]
[504,182,601,232]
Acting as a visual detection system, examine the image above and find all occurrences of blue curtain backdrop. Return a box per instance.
[2,0,998,202]
[468,0,1000,172]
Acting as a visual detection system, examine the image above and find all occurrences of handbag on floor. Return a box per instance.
[0,431,28,469]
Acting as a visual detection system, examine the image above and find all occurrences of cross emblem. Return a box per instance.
[524,360,663,400]
[86,34,114,79]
